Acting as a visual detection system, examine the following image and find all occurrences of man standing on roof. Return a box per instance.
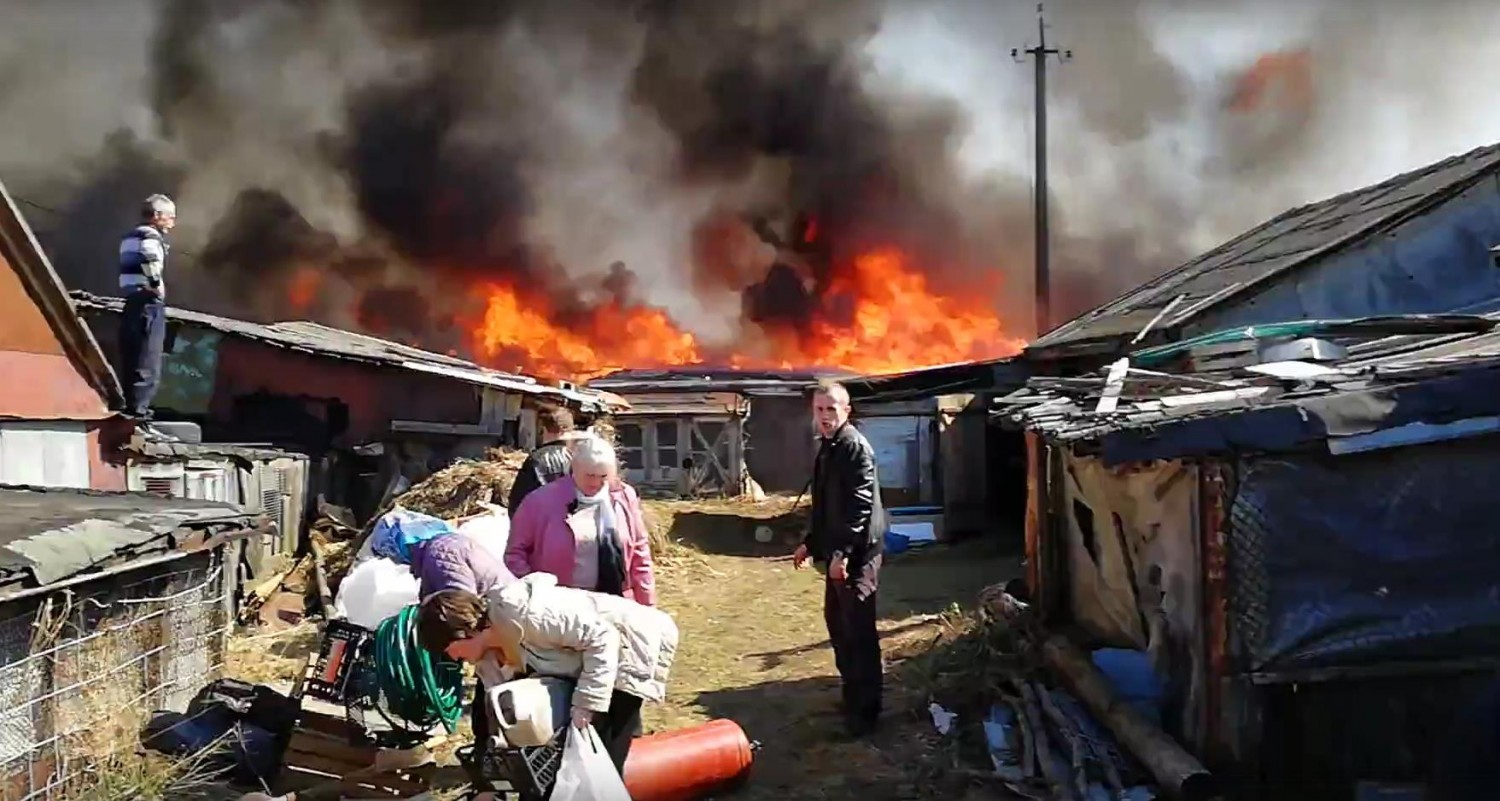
[117,194,176,420]
[506,405,578,512]
[794,380,888,738]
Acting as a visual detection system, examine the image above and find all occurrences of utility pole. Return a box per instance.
[1013,4,1071,338]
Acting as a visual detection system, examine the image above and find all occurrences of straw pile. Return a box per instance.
[396,448,529,518]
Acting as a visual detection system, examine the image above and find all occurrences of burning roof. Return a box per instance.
[70,292,622,412]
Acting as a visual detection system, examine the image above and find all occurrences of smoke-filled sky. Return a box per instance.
[2,0,1498,375]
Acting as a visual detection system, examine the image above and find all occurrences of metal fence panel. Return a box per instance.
[0,550,229,800]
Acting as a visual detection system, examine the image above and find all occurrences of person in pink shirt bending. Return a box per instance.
[505,435,657,606]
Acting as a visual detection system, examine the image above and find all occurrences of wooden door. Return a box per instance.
[683,418,737,496]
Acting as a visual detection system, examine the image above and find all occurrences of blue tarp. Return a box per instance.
[1231,440,1500,673]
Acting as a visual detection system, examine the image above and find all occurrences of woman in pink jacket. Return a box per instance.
[505,435,657,606]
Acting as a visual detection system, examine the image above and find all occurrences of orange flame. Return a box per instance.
[473,284,700,381]
[288,267,322,313]
[797,247,1025,374]
[1227,49,1313,114]
[469,245,1025,381]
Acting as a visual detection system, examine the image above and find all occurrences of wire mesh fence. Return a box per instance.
[0,550,230,800]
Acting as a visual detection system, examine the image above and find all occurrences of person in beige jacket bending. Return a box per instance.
[417,572,679,774]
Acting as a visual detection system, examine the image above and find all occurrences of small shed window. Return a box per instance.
[617,423,645,470]
[655,422,678,470]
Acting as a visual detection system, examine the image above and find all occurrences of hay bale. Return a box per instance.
[397,449,528,518]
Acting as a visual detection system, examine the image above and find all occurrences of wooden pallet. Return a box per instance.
[280,653,449,799]
[279,708,435,798]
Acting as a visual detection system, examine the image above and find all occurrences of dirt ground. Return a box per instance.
[633,498,1023,800]
[225,496,1025,800]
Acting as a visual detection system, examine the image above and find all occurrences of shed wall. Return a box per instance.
[743,396,816,493]
[80,316,487,449]
[1057,452,1205,746]
[0,252,109,422]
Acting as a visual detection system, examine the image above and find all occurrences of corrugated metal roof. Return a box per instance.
[843,356,1028,402]
[71,292,618,411]
[1003,312,1500,452]
[124,439,308,462]
[0,484,256,587]
[1030,142,1500,356]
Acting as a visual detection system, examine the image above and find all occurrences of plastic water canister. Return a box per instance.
[332,557,420,630]
[488,677,571,748]
[1090,648,1165,725]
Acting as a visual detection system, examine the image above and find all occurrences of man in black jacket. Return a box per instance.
[507,406,577,513]
[794,380,888,737]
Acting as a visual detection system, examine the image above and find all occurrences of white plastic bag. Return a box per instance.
[332,557,420,630]
[458,503,511,563]
[551,725,631,801]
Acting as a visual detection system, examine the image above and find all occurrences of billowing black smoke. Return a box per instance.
[7,0,1491,365]
[27,132,186,299]
[0,0,1157,345]
[342,65,534,272]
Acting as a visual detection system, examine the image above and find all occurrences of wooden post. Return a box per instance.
[1024,431,1044,600]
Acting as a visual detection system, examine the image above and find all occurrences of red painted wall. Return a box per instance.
[209,337,481,446]
[0,252,110,421]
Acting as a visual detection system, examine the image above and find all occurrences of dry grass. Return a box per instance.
[638,494,809,562]
[397,450,528,519]
[226,621,321,687]
[28,590,236,796]
[51,617,153,757]
[637,498,1026,800]
[68,749,243,801]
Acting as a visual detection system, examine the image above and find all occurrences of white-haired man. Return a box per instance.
[505,435,657,606]
[117,194,177,419]
[795,379,888,738]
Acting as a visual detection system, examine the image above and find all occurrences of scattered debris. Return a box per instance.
[910,583,1214,801]
[928,703,957,735]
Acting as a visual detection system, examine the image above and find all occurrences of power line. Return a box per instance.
[1013,3,1071,339]
[12,193,200,261]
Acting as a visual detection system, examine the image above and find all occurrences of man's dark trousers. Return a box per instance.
[119,289,166,418]
[824,554,883,732]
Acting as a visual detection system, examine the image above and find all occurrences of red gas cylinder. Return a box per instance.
[623,719,757,801]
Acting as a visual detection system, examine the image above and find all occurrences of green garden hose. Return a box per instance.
[371,604,466,734]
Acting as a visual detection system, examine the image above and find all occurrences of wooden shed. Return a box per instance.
[589,369,840,497]
[845,357,1032,539]
[611,391,750,497]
